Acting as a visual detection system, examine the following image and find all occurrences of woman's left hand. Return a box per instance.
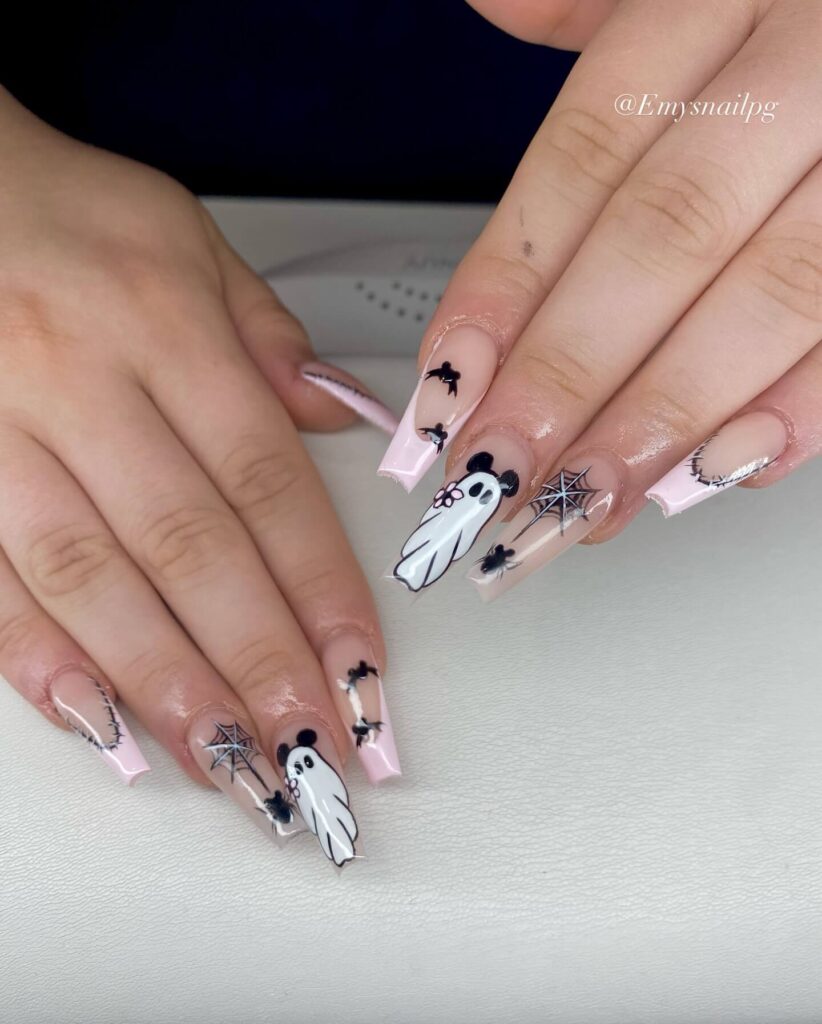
[381,0,822,599]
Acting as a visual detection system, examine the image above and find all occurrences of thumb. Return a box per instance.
[205,213,398,435]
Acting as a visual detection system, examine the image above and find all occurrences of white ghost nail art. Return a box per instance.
[277,729,359,867]
[392,451,519,592]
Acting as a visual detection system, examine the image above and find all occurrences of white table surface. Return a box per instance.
[1,199,820,1024]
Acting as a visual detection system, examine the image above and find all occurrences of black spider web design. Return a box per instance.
[65,680,123,751]
[514,467,598,539]
[204,722,267,788]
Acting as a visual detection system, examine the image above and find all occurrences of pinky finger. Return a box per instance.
[0,551,150,785]
[646,341,822,515]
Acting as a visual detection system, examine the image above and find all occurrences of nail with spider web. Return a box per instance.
[467,455,621,602]
[187,712,306,847]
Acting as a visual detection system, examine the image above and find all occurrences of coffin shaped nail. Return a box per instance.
[188,712,305,847]
[300,361,399,435]
[468,456,621,601]
[275,721,361,868]
[378,324,499,491]
[645,411,789,516]
[391,434,530,592]
[51,670,150,785]
[322,633,400,784]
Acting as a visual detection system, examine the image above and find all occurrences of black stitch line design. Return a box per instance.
[65,679,123,751]
[689,433,772,489]
[302,370,372,402]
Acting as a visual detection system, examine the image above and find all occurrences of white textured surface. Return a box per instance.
[1,200,821,1023]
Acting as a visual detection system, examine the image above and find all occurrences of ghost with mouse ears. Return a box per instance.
[393,451,519,592]
[277,729,359,867]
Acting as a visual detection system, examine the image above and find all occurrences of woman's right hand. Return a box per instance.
[0,88,400,868]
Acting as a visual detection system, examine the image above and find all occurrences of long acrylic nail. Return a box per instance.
[378,324,499,491]
[300,361,399,435]
[188,711,305,847]
[50,670,150,786]
[274,719,361,868]
[321,632,400,784]
[392,432,531,592]
[645,411,789,517]
[468,455,621,601]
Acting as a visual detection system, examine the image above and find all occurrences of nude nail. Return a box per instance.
[378,324,499,491]
[468,454,621,602]
[645,411,789,517]
[50,670,150,786]
[392,432,532,592]
[274,719,361,868]
[321,633,400,785]
[188,711,305,847]
[300,361,399,435]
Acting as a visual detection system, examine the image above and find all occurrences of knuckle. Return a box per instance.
[216,438,304,523]
[540,107,638,196]
[516,338,599,408]
[120,648,190,699]
[227,636,296,700]
[610,165,740,272]
[27,524,121,600]
[286,562,339,607]
[139,503,240,584]
[635,382,707,441]
[0,609,42,663]
[743,222,822,326]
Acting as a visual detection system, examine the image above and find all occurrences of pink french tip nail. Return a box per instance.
[390,432,532,593]
[300,361,399,435]
[645,411,789,517]
[377,324,499,492]
[50,670,150,786]
[274,719,362,868]
[188,711,306,848]
[467,455,622,602]
[322,633,401,785]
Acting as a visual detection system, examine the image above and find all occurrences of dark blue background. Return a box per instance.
[4,1,575,201]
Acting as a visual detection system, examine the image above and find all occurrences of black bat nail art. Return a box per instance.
[425,360,461,396]
[419,422,448,453]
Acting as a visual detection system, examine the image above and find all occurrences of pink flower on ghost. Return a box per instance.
[432,482,465,508]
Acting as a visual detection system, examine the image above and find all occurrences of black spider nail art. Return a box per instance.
[478,543,520,579]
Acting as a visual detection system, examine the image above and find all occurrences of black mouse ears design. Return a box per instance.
[465,451,520,497]
[498,470,519,497]
[276,728,319,766]
[466,451,494,474]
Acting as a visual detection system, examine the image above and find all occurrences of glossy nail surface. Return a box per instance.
[645,411,789,516]
[275,720,361,868]
[51,670,150,785]
[468,455,621,601]
[322,632,400,784]
[378,324,498,491]
[392,435,530,592]
[188,712,305,847]
[301,361,399,435]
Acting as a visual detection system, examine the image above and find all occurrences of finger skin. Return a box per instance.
[419,0,757,373]
[557,159,822,541]
[0,429,247,785]
[36,378,349,757]
[206,215,381,434]
[448,0,822,488]
[465,0,619,49]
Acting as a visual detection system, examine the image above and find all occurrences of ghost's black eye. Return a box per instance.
[294,762,303,775]
[469,482,482,497]
[304,754,314,769]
